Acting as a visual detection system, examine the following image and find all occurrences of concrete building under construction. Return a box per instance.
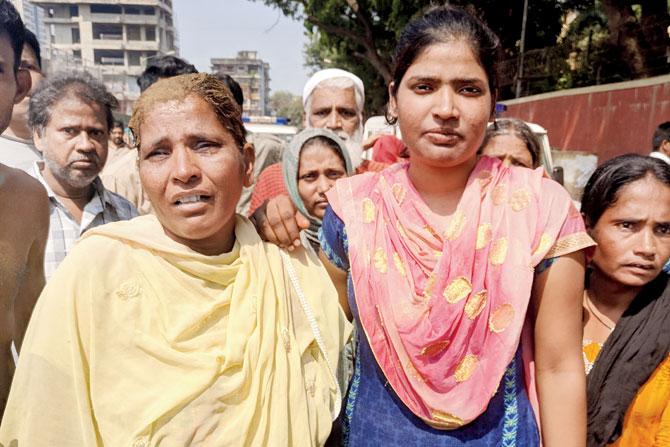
[211,51,271,117]
[30,0,179,114]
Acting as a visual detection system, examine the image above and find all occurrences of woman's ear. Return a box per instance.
[387,82,398,120]
[242,142,255,188]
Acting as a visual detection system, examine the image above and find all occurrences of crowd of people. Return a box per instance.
[0,1,668,446]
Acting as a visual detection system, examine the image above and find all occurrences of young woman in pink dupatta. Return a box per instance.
[255,6,593,446]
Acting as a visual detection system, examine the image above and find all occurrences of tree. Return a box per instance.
[269,90,304,127]
[253,0,669,109]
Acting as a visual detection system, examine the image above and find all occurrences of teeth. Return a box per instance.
[177,195,202,204]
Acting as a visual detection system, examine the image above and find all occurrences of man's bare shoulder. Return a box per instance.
[0,164,49,223]
[0,164,45,198]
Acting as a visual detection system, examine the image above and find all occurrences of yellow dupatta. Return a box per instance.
[0,215,350,446]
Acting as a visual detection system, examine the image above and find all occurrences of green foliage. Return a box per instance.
[254,0,670,107]
[269,90,304,126]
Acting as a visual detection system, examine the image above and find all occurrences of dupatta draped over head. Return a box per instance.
[283,128,353,248]
[326,157,592,429]
[0,215,351,446]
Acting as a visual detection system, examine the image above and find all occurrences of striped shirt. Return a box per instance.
[32,162,138,279]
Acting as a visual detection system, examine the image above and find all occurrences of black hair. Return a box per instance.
[112,120,124,130]
[387,5,501,124]
[29,71,119,134]
[212,72,244,109]
[23,28,40,70]
[136,55,198,92]
[581,154,670,226]
[481,118,541,168]
[652,121,670,152]
[0,0,26,73]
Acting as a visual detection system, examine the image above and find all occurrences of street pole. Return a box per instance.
[515,0,529,98]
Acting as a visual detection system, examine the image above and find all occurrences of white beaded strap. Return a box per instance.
[280,250,342,420]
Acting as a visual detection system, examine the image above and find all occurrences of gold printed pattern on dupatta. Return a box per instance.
[509,188,532,212]
[392,183,406,204]
[492,184,508,205]
[420,340,450,357]
[115,280,142,300]
[362,198,376,223]
[489,304,515,333]
[465,290,487,319]
[424,225,441,241]
[392,252,406,277]
[532,233,553,257]
[445,210,467,241]
[405,360,426,383]
[395,220,408,239]
[489,238,508,265]
[374,248,388,273]
[430,410,465,429]
[454,354,479,382]
[476,224,493,249]
[423,273,437,300]
[477,170,493,191]
[443,277,472,304]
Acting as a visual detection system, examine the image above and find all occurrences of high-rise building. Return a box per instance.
[10,0,49,52]
[211,51,271,117]
[30,0,179,115]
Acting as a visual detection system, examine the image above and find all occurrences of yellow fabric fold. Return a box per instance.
[0,215,350,446]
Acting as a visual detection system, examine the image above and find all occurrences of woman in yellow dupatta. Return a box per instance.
[0,73,351,446]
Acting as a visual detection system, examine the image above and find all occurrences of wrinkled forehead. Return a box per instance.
[308,85,357,110]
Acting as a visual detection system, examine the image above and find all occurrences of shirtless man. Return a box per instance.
[0,2,49,416]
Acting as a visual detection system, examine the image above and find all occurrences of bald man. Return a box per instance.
[0,2,49,417]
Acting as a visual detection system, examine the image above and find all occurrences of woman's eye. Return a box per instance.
[327,170,345,179]
[460,85,482,95]
[300,173,316,181]
[413,84,432,93]
[617,222,634,231]
[656,224,670,235]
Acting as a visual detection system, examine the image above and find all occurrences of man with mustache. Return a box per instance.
[29,72,137,279]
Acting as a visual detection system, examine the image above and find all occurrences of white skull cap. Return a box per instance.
[302,68,365,108]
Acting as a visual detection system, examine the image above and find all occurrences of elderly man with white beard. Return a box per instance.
[248,68,386,215]
[28,72,138,279]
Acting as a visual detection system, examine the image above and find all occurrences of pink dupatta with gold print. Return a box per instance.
[326,156,592,429]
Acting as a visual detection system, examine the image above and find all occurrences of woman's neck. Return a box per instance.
[407,156,477,217]
[588,269,641,324]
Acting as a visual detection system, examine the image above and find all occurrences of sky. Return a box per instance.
[173,0,311,95]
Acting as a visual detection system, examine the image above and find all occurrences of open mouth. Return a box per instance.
[174,194,211,205]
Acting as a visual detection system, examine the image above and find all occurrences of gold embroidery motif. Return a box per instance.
[489,238,508,265]
[396,220,408,239]
[509,188,532,212]
[532,233,553,257]
[392,252,406,277]
[429,410,465,429]
[362,198,376,224]
[445,210,467,241]
[492,184,508,205]
[421,340,450,357]
[489,304,515,333]
[544,232,596,259]
[423,273,436,300]
[374,248,388,273]
[392,183,406,204]
[454,354,478,382]
[476,169,492,181]
[476,224,493,249]
[443,277,472,304]
[464,290,487,319]
[434,250,443,258]
[115,280,142,301]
